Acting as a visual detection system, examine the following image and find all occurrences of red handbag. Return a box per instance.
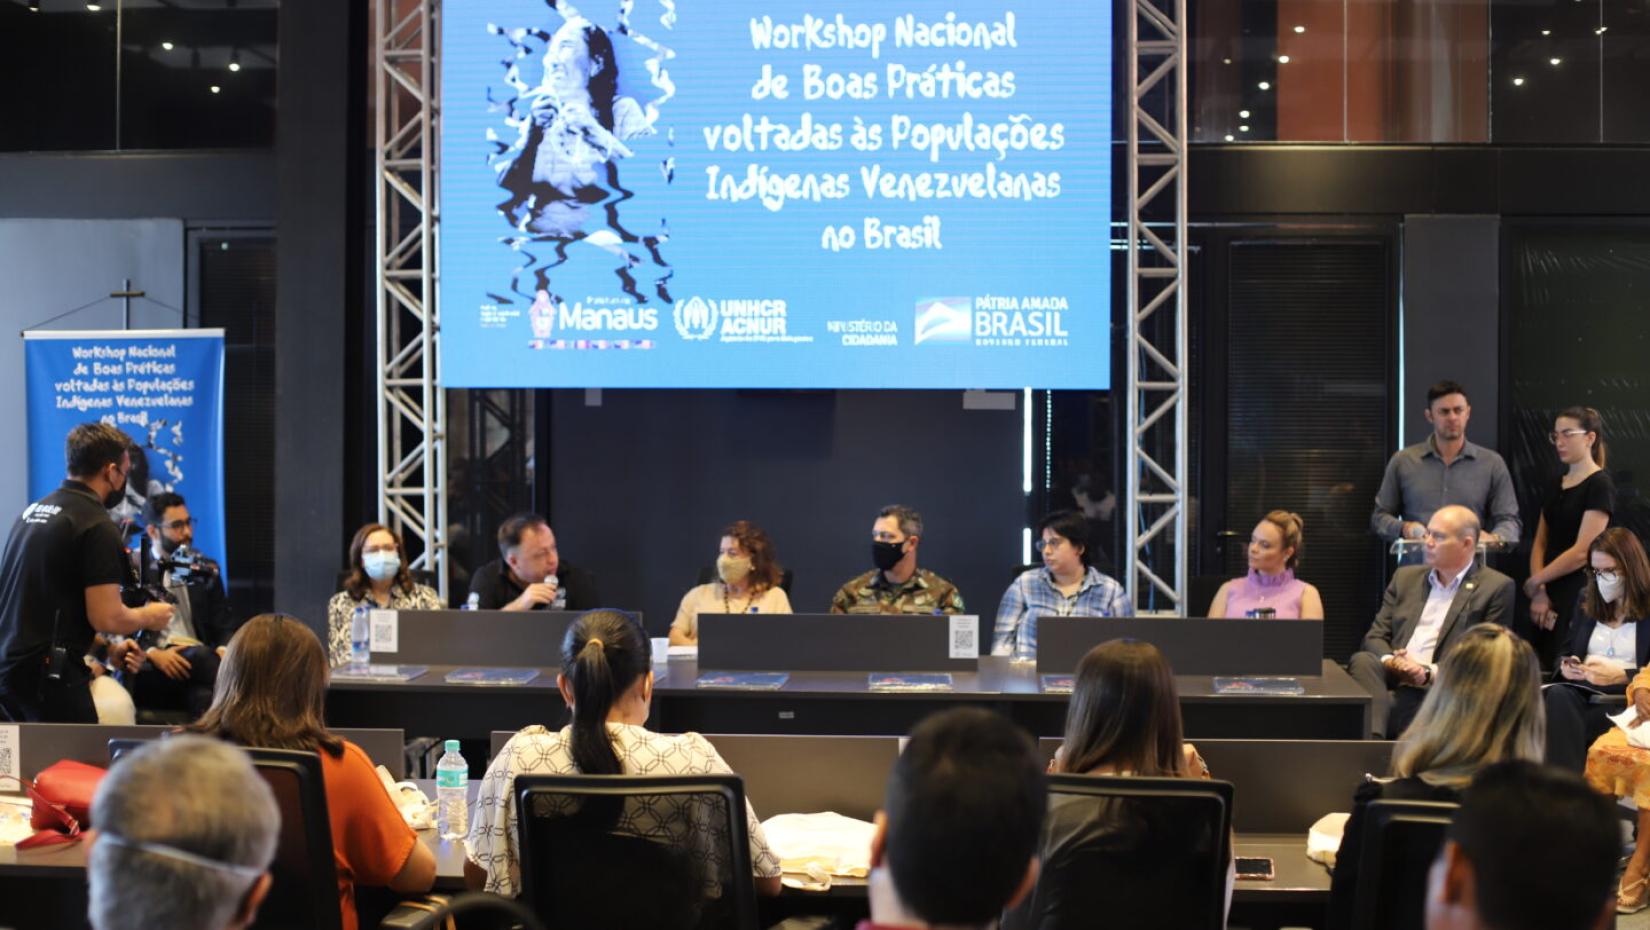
[0,759,107,849]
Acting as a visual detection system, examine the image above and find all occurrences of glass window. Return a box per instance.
[0,0,276,153]
[1192,0,1650,144]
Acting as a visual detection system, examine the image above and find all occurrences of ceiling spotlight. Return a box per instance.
[1258,81,1271,90]
[210,85,221,94]
[1541,29,1551,35]
[1223,58,1233,65]
[1596,26,1608,34]
[1239,109,1251,118]
[228,62,241,72]
[1513,77,1525,86]
[28,0,40,11]
[162,41,175,51]
[1293,25,1306,33]
[1277,55,1291,63]
[228,49,241,72]
[1224,134,1235,142]
[1550,57,1562,65]
[1239,124,1250,133]
[86,2,102,9]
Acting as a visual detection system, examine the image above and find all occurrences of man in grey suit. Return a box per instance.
[1350,505,1516,738]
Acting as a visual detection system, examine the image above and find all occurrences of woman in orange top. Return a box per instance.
[189,613,436,930]
[1585,662,1650,913]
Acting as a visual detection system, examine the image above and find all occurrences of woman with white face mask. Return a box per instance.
[1541,528,1650,774]
[668,521,791,646]
[1581,527,1650,913]
[325,523,442,667]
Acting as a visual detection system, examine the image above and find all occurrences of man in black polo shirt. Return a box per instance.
[0,423,175,722]
[467,512,600,611]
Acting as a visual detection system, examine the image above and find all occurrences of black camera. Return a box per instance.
[157,545,214,582]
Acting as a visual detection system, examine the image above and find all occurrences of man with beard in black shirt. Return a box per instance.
[0,423,174,722]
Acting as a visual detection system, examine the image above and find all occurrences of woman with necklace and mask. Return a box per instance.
[325,523,442,667]
[669,521,791,646]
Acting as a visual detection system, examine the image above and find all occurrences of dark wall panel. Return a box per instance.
[1401,215,1500,450]
[274,0,360,631]
[546,389,1024,634]
[0,151,274,221]
[1223,238,1394,659]
[1504,224,1650,546]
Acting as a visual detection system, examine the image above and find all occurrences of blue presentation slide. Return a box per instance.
[439,1,1111,389]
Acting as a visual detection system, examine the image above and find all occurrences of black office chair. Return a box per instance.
[1002,775,1234,930]
[228,748,347,930]
[1189,574,1229,615]
[1350,799,1458,930]
[515,774,760,930]
[1007,562,1043,585]
[694,565,794,595]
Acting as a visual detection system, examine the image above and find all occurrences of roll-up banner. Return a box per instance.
[22,329,227,572]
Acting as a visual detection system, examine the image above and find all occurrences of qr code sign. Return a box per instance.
[0,724,17,780]
[948,615,980,659]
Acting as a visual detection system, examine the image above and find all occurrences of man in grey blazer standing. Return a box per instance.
[1350,505,1516,738]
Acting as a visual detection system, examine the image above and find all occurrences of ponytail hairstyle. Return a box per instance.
[1558,406,1608,468]
[1262,510,1305,570]
[560,609,651,775]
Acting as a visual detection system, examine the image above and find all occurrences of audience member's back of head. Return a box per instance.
[560,608,652,775]
[1058,639,1186,776]
[881,707,1046,925]
[1427,760,1616,930]
[89,735,279,930]
[189,612,344,755]
[1395,624,1544,786]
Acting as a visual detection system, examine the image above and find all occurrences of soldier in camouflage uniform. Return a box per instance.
[830,505,966,615]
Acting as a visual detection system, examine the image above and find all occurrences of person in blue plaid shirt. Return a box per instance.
[991,511,1130,661]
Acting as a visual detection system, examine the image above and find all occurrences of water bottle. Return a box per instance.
[349,605,370,669]
[462,592,481,611]
[436,740,469,840]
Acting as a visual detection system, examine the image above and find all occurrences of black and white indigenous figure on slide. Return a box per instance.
[486,0,677,343]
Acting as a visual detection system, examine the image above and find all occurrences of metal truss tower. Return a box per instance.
[1124,0,1189,614]
[374,0,447,599]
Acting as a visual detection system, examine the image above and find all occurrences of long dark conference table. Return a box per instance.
[325,610,1371,740]
[3,723,1393,930]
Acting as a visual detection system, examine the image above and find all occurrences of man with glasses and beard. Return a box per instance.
[123,491,233,719]
[0,423,173,722]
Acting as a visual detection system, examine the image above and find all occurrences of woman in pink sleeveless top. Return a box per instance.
[1208,511,1324,619]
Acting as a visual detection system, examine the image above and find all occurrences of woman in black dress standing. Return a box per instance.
[1526,406,1615,668]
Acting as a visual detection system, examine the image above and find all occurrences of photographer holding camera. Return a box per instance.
[0,424,174,723]
[122,491,233,719]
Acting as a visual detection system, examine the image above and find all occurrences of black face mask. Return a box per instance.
[871,540,907,571]
[102,481,126,510]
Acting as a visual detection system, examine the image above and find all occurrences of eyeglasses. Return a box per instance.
[158,518,196,531]
[1584,568,1622,583]
[1033,537,1069,553]
[1549,428,1589,443]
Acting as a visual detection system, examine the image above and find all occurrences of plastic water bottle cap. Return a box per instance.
[445,739,461,752]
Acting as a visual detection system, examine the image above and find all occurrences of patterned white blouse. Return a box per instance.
[324,584,443,667]
[466,723,783,898]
